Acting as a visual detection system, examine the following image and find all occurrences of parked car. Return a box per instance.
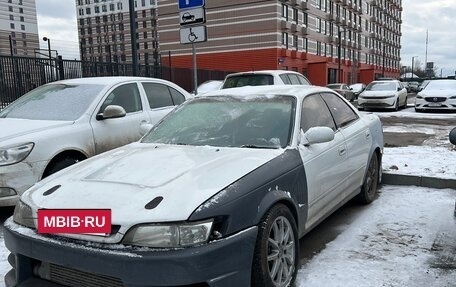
[0,76,190,207]
[358,80,408,111]
[326,83,356,101]
[418,79,431,91]
[221,70,311,89]
[5,85,383,287]
[194,80,223,95]
[415,79,456,112]
[349,83,366,98]
[407,81,420,93]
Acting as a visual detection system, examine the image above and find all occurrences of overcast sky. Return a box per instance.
[35,0,456,77]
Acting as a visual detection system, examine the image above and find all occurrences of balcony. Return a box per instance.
[301,2,308,10]
[325,14,336,22]
[301,26,308,35]
[341,19,348,27]
[290,0,298,6]
[291,23,299,33]
[281,20,291,30]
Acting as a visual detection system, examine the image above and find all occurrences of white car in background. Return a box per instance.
[221,70,311,88]
[415,79,456,112]
[0,76,190,207]
[357,80,408,111]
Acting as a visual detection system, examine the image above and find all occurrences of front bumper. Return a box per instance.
[415,98,456,110]
[4,218,258,287]
[0,161,46,207]
[357,96,396,108]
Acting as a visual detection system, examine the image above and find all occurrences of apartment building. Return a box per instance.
[0,0,39,57]
[158,0,402,85]
[76,0,158,65]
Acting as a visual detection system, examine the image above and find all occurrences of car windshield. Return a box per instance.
[366,82,396,91]
[327,84,342,89]
[222,75,274,89]
[0,83,104,121]
[142,95,295,149]
[424,80,456,90]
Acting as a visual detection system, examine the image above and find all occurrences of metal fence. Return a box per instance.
[0,55,232,109]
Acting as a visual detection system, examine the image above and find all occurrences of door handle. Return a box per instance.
[338,145,346,156]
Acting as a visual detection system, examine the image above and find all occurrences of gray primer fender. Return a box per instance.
[189,149,308,237]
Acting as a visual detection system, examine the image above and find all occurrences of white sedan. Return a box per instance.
[0,76,190,207]
[6,85,383,287]
[221,70,311,88]
[358,80,408,111]
[415,79,456,112]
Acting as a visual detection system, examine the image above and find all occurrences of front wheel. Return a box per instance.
[357,153,379,204]
[252,204,299,287]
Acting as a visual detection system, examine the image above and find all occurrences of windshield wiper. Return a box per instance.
[239,144,274,149]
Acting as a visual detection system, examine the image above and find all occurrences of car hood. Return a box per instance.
[0,118,73,143]
[24,143,285,225]
[419,90,456,98]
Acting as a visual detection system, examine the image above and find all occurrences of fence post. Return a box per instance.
[57,56,64,80]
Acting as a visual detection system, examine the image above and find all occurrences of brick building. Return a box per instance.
[158,0,402,86]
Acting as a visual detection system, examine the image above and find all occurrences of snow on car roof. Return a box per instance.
[55,76,165,86]
[226,70,305,76]
[202,85,334,100]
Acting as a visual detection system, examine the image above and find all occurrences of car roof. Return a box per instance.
[54,76,166,86]
[201,85,335,101]
[225,70,304,77]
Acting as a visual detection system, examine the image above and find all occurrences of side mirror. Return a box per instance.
[450,127,456,145]
[300,127,335,146]
[397,87,402,91]
[96,105,126,120]
[139,122,154,136]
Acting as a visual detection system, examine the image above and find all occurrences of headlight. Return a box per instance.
[0,143,34,166]
[416,95,424,99]
[123,219,213,248]
[13,200,35,228]
[449,95,456,99]
[385,95,396,98]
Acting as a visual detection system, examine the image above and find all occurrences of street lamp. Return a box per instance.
[42,37,54,80]
[411,56,418,80]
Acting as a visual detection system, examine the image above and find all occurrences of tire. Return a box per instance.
[394,100,399,111]
[252,204,299,287]
[43,156,81,178]
[357,153,379,204]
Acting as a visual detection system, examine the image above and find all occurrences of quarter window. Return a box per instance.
[142,83,174,109]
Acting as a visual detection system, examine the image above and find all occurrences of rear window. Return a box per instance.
[222,74,274,89]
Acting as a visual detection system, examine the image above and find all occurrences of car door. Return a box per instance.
[298,94,347,229]
[141,82,186,124]
[90,82,150,154]
[321,92,371,194]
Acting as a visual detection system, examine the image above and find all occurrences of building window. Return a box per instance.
[9,6,13,12]
[143,31,147,38]
[282,32,288,48]
[143,21,147,28]
[85,0,90,4]
[117,2,123,9]
[9,15,14,20]
[19,8,23,13]
[86,7,91,14]
[292,8,298,23]
[10,23,15,29]
[95,6,100,13]
[79,8,84,16]
[22,33,26,39]
[102,5,107,12]
[21,24,25,30]
[281,4,288,20]
[78,0,83,5]
[142,0,146,6]
[110,3,115,11]
[292,35,298,50]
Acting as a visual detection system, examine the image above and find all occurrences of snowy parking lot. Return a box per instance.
[1,105,455,286]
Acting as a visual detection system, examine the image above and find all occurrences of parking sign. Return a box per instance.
[178,0,205,10]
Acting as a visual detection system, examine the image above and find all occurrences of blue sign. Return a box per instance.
[178,0,205,10]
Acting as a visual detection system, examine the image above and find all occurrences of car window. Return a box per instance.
[297,75,311,85]
[279,74,292,84]
[0,83,104,121]
[142,82,174,109]
[169,87,185,105]
[287,74,301,85]
[143,96,295,149]
[301,94,336,133]
[321,93,359,128]
[100,83,142,114]
[222,74,274,88]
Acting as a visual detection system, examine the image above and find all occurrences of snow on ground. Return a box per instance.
[372,108,456,120]
[383,125,436,135]
[383,145,456,179]
[297,185,456,287]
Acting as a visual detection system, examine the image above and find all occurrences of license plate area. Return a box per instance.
[37,209,111,235]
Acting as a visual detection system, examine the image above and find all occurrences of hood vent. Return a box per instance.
[145,196,163,210]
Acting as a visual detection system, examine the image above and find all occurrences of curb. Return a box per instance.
[382,172,456,189]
